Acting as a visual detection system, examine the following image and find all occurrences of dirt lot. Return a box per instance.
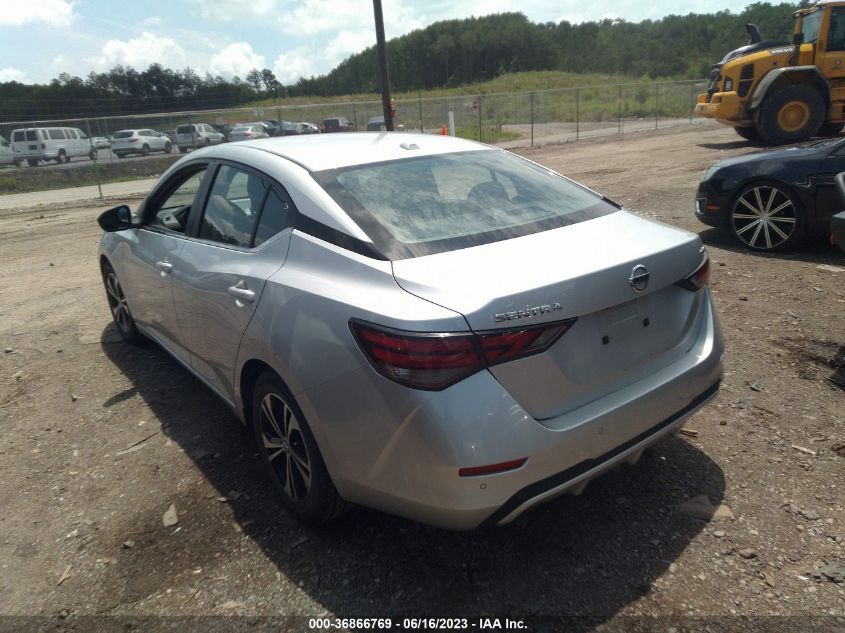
[0,124,843,631]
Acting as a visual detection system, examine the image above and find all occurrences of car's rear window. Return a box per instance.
[176,125,195,134]
[113,130,134,139]
[312,150,617,260]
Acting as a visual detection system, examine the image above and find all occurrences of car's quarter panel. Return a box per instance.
[172,234,291,404]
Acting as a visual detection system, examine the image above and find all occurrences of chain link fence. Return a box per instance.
[0,79,709,195]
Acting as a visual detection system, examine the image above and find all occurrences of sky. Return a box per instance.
[0,0,750,86]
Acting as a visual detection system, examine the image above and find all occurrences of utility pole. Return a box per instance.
[373,0,394,131]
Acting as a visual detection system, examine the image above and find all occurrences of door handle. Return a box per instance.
[227,282,255,304]
[156,261,173,275]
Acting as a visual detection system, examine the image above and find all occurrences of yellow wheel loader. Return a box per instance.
[695,2,845,144]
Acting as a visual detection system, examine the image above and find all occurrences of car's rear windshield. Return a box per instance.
[18,130,38,141]
[324,119,339,127]
[113,130,134,139]
[176,125,195,134]
[312,150,618,259]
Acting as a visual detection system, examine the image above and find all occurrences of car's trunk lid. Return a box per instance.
[391,211,706,420]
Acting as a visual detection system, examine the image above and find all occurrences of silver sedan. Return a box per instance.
[97,134,723,530]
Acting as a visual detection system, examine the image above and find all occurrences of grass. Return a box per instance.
[0,155,178,195]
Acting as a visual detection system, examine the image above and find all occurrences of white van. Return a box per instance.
[0,135,19,167]
[10,127,96,166]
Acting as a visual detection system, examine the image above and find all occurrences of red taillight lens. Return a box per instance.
[350,322,484,390]
[677,255,710,292]
[479,321,576,366]
[350,318,576,391]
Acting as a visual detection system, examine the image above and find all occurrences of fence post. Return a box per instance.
[655,82,659,129]
[478,95,483,143]
[418,93,423,132]
[689,82,695,125]
[618,84,623,135]
[530,92,534,148]
[352,103,358,131]
[576,88,580,140]
[85,118,103,199]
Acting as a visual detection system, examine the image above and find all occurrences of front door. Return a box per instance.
[172,162,294,402]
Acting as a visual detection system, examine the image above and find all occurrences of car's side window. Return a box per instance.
[828,7,845,51]
[147,168,207,233]
[199,165,267,247]
[254,187,294,246]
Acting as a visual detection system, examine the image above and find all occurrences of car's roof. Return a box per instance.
[220,132,488,172]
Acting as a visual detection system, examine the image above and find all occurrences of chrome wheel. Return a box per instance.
[731,185,797,250]
[105,271,132,334]
[259,393,312,502]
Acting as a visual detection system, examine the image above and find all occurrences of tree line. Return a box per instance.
[0,2,809,121]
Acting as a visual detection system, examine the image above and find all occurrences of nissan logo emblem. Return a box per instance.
[629,265,650,293]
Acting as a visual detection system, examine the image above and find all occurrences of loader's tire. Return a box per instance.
[755,85,824,145]
[818,122,845,137]
[734,126,760,142]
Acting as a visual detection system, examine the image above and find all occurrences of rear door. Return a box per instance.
[172,162,294,401]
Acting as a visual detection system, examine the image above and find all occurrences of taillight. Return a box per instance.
[350,318,576,391]
[677,254,710,292]
[40,143,46,149]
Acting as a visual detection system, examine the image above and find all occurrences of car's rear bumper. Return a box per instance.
[297,290,724,530]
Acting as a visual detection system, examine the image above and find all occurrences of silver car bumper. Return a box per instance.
[297,290,724,530]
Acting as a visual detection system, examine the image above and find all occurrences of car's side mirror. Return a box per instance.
[98,205,132,232]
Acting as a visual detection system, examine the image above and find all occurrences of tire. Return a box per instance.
[141,144,150,156]
[164,142,172,154]
[101,261,143,344]
[178,146,187,154]
[56,150,67,164]
[251,371,351,525]
[818,122,845,137]
[755,84,824,145]
[115,152,125,159]
[27,159,38,167]
[734,126,760,141]
[730,181,805,251]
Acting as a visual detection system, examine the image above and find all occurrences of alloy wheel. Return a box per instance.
[105,272,132,333]
[731,185,797,250]
[258,393,312,502]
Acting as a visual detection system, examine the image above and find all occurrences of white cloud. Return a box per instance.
[0,0,75,27]
[0,67,26,82]
[96,32,186,69]
[272,47,317,84]
[209,42,266,78]
[198,0,279,23]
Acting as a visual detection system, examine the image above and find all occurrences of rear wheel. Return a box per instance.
[27,159,38,167]
[164,142,172,154]
[818,122,845,137]
[178,146,187,154]
[115,152,126,159]
[141,144,150,156]
[734,126,760,141]
[101,261,143,343]
[755,85,824,145]
[56,150,67,164]
[251,372,351,525]
[730,182,805,251]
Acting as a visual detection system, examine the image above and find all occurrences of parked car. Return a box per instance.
[175,123,225,153]
[229,124,269,142]
[0,134,20,166]
[277,120,300,136]
[92,136,111,149]
[262,120,281,137]
[696,138,845,251]
[212,124,234,141]
[366,116,385,131]
[833,173,845,253]
[298,122,320,134]
[10,126,96,166]
[111,129,173,158]
[96,133,723,530]
[322,116,354,133]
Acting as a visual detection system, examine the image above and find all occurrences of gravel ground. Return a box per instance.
[0,124,843,632]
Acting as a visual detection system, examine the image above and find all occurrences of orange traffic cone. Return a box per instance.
[440,125,447,136]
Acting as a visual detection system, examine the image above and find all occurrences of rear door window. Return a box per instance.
[13,131,24,142]
[253,188,294,246]
[199,165,267,247]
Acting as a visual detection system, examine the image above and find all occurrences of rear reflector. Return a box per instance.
[459,458,527,477]
[676,254,710,292]
[350,318,577,391]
